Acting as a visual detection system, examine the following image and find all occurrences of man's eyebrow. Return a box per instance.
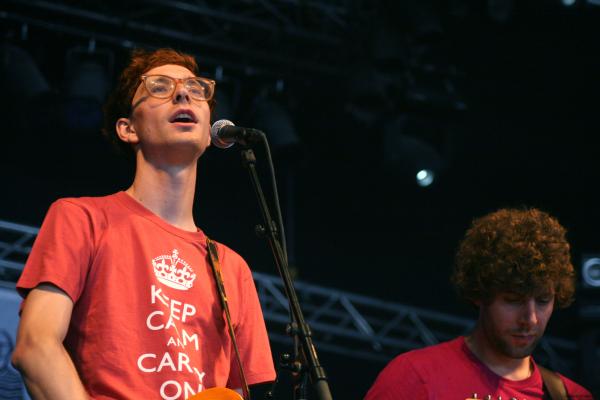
[535,291,555,298]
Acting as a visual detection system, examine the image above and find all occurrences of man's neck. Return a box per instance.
[464,332,533,381]
[127,158,198,232]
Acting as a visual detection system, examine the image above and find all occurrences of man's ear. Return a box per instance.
[116,117,140,144]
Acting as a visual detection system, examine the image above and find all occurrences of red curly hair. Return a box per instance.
[452,208,575,308]
[101,48,215,155]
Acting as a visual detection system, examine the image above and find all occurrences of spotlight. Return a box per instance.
[416,169,435,187]
[252,99,299,151]
[487,0,514,22]
[345,65,389,128]
[582,256,600,288]
[0,44,49,100]
[382,115,444,188]
[562,0,576,5]
[64,45,113,131]
[65,46,113,103]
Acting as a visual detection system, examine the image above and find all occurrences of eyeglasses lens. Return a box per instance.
[145,76,212,101]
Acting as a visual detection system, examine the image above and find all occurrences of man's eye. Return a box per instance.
[149,84,169,93]
[187,82,206,96]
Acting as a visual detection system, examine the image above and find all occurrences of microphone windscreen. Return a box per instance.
[210,119,235,148]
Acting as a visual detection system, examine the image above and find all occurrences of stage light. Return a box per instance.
[64,45,113,131]
[487,0,514,22]
[252,98,299,151]
[65,46,113,103]
[416,169,435,187]
[562,0,576,5]
[582,257,600,288]
[345,65,388,128]
[382,115,444,188]
[0,44,49,100]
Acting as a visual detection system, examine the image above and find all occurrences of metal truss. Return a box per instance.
[0,218,584,373]
[0,0,467,114]
[1,0,362,80]
[253,272,581,374]
[0,220,38,283]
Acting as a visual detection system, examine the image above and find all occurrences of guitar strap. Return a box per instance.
[539,365,568,400]
[206,237,251,400]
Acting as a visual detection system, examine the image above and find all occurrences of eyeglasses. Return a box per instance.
[140,74,215,101]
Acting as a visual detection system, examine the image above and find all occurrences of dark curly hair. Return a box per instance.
[452,208,575,309]
[101,48,216,155]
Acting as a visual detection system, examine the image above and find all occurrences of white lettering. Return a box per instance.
[182,303,196,322]
[165,314,176,330]
[159,380,202,400]
[151,285,169,306]
[166,336,186,349]
[193,368,205,383]
[160,380,181,400]
[182,329,199,351]
[183,381,203,398]
[137,353,157,372]
[164,299,195,322]
[170,299,182,320]
[157,352,176,372]
[146,310,165,330]
[178,352,192,373]
[143,352,197,373]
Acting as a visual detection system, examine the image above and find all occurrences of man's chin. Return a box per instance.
[502,336,541,359]
[506,346,535,359]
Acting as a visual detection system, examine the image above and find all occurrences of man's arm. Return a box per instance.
[11,284,89,400]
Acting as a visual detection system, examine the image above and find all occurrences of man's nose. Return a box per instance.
[173,83,191,104]
[519,299,538,326]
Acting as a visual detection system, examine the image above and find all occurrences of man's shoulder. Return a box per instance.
[365,337,469,399]
[50,192,121,214]
[386,337,466,371]
[210,239,251,276]
[38,192,122,228]
[558,373,595,399]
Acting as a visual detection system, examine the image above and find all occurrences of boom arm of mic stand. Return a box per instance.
[240,148,333,400]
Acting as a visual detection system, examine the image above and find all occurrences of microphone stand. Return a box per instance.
[239,140,333,400]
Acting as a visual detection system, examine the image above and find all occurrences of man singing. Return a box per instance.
[12,48,276,399]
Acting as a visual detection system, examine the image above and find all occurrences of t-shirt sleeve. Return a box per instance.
[225,253,276,388]
[364,355,428,400]
[16,199,95,303]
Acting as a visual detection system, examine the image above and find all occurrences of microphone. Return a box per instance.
[210,119,264,149]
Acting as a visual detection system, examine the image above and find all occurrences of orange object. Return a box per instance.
[188,387,243,400]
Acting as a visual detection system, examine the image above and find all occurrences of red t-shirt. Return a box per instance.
[17,192,276,399]
[365,337,592,400]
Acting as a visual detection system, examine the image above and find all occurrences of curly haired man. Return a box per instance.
[366,208,592,400]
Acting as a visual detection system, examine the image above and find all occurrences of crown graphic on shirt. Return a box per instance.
[152,249,196,290]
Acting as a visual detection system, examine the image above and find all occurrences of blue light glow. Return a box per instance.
[416,169,435,187]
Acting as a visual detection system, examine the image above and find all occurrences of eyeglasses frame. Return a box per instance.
[139,74,216,101]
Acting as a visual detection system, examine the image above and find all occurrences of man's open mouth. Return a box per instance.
[169,110,198,123]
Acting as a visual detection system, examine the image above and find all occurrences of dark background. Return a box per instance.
[1,0,599,398]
